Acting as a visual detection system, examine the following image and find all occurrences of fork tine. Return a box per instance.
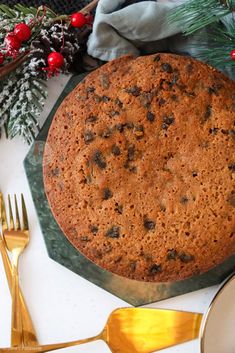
[8,195,14,230]
[14,195,21,231]
[0,193,8,232]
[21,194,29,230]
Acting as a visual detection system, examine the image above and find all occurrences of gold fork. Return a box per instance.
[1,194,34,347]
[0,193,38,346]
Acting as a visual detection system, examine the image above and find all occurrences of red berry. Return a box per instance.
[5,33,21,50]
[47,52,64,69]
[71,12,87,28]
[14,23,31,41]
[230,49,235,60]
[0,52,4,65]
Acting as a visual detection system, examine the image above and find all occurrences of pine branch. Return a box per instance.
[0,61,47,143]
[194,22,235,69]
[0,0,99,143]
[0,4,56,19]
[168,0,235,35]
[13,4,40,17]
[0,4,18,18]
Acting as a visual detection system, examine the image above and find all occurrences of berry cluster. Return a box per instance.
[0,11,93,76]
[1,23,31,61]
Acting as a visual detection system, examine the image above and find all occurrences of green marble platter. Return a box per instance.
[24,74,235,306]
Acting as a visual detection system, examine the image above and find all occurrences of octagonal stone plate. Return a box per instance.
[24,74,235,306]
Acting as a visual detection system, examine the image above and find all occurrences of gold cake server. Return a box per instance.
[0,307,202,353]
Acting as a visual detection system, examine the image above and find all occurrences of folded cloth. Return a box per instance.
[87,0,234,79]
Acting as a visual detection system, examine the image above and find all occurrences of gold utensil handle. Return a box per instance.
[11,257,23,347]
[0,334,103,353]
[0,240,38,345]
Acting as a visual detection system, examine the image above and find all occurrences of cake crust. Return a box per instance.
[43,53,235,282]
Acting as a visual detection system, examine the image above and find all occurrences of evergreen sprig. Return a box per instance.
[0,4,56,19]
[0,0,97,143]
[168,0,235,35]
[0,5,66,143]
[194,22,235,69]
[0,63,47,144]
[0,5,47,143]
[168,0,235,73]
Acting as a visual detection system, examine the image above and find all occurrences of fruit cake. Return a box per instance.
[43,53,235,282]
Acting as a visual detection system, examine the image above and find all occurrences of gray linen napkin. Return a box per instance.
[87,0,234,79]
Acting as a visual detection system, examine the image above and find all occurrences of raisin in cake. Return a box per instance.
[43,53,235,282]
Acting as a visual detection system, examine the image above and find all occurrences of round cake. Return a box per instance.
[43,53,235,282]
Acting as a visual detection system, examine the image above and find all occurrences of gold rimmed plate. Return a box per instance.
[200,274,235,353]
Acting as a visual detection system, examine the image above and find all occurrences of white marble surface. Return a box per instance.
[0,75,219,353]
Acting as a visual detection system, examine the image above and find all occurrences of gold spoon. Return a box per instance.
[0,307,202,353]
